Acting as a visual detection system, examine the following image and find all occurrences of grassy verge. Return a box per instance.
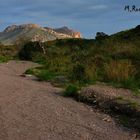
[25,64,140,94]
[0,55,13,63]
[0,43,20,63]
[20,40,140,93]
[25,67,64,81]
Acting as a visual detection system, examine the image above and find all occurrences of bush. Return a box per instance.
[121,77,140,92]
[19,42,43,60]
[37,69,58,81]
[63,85,78,97]
[104,60,136,82]
[32,53,46,64]
[71,64,86,81]
[85,65,98,82]
[0,55,12,63]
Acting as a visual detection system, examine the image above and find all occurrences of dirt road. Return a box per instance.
[0,61,138,140]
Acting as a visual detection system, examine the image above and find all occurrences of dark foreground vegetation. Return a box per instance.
[19,29,140,93]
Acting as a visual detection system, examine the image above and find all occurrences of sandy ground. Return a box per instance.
[0,60,138,140]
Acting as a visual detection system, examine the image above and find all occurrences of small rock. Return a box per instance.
[103,117,111,122]
[25,74,33,77]
[20,74,26,77]
[132,134,138,139]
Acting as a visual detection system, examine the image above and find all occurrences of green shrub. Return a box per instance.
[71,64,86,81]
[121,78,140,93]
[63,85,78,97]
[0,55,12,63]
[32,53,46,64]
[37,70,58,81]
[85,65,98,82]
[25,69,34,75]
[25,68,40,75]
[19,42,43,60]
[25,67,60,81]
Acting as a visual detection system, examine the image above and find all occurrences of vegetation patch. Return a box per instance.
[19,38,140,92]
[0,43,19,63]
[0,55,12,63]
[104,60,136,82]
[63,85,79,97]
[25,67,63,81]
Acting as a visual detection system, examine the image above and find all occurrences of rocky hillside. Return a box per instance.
[53,26,82,38]
[0,24,82,45]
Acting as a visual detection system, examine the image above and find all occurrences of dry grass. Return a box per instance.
[104,60,136,82]
[85,65,98,81]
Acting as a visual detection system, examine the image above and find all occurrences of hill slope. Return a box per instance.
[0,24,81,45]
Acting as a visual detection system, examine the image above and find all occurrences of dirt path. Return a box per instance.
[0,60,138,140]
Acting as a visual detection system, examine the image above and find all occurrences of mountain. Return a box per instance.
[0,24,82,45]
[53,26,82,38]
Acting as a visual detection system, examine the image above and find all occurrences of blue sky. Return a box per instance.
[0,0,140,38]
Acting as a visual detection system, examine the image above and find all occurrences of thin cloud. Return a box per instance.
[89,5,108,10]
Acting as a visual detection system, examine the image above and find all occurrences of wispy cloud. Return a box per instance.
[88,5,108,10]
